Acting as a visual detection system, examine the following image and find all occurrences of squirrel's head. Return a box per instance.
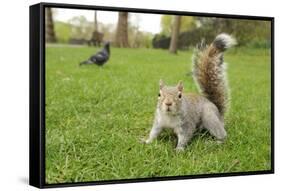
[157,79,184,115]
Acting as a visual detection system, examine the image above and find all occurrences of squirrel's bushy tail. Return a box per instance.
[192,33,236,115]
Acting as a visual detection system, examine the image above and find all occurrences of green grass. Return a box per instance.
[45,45,271,184]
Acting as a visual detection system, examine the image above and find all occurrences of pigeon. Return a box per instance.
[80,42,110,66]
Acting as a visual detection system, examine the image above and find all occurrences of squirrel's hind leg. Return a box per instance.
[174,124,196,151]
[202,104,227,141]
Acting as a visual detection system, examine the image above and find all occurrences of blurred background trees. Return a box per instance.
[161,15,196,36]
[169,16,181,54]
[48,8,271,50]
[45,8,57,43]
[153,16,271,50]
[115,12,129,48]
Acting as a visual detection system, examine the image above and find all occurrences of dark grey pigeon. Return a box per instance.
[80,42,110,66]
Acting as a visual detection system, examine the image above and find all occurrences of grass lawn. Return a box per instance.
[45,45,271,184]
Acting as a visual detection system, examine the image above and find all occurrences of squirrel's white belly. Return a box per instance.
[157,113,181,129]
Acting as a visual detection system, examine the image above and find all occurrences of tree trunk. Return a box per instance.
[169,16,181,54]
[45,8,57,43]
[94,11,98,32]
[115,12,129,48]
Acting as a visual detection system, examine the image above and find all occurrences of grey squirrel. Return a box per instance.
[143,33,236,151]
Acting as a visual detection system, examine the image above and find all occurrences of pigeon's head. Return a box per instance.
[104,41,110,53]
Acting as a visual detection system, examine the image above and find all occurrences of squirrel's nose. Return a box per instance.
[165,102,172,106]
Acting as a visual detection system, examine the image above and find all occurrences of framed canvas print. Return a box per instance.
[29,2,274,188]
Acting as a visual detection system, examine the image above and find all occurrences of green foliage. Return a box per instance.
[195,18,271,46]
[154,18,271,49]
[152,34,170,49]
[160,15,196,36]
[68,16,95,40]
[45,46,271,184]
[132,31,153,48]
[231,19,271,46]
[128,25,153,48]
[245,40,271,49]
[160,15,172,35]
[54,21,71,43]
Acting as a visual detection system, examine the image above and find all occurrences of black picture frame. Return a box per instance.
[29,2,275,189]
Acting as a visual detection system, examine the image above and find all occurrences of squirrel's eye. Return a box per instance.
[178,94,182,98]
[158,93,161,97]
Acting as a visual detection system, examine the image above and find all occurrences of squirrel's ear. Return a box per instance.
[159,79,165,89]
[177,81,184,92]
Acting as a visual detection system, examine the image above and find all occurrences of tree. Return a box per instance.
[94,11,98,32]
[115,12,129,47]
[169,16,181,54]
[195,17,271,46]
[161,15,195,36]
[69,16,93,39]
[45,8,57,43]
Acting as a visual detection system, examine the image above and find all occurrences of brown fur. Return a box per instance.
[185,93,201,103]
[193,42,228,115]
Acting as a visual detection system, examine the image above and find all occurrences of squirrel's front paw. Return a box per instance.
[216,139,226,144]
[140,138,151,144]
[175,146,185,152]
